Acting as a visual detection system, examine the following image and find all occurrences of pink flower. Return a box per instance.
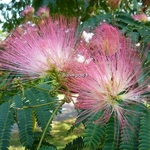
[0,16,79,79]
[82,23,121,56]
[20,6,34,17]
[132,14,148,22]
[107,0,121,10]
[36,6,50,17]
[67,37,149,127]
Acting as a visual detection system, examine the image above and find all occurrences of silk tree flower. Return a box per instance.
[132,14,148,22]
[66,37,149,127]
[0,15,81,80]
[80,23,121,56]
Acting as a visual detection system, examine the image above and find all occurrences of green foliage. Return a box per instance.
[139,107,150,150]
[0,79,60,149]
[102,116,119,150]
[115,12,139,26]
[12,83,59,149]
[39,146,56,150]
[32,0,104,21]
[59,104,150,150]
[14,95,34,148]
[119,104,145,150]
[32,131,56,150]
[24,83,57,132]
[0,0,31,31]
[0,102,14,150]
[81,12,112,30]
[114,12,150,43]
[63,137,84,150]
[83,122,105,149]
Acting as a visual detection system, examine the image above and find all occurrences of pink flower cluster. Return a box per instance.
[83,23,121,56]
[132,14,148,22]
[66,24,149,127]
[0,6,149,129]
[0,15,80,79]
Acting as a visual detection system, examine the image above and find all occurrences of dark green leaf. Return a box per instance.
[0,102,14,150]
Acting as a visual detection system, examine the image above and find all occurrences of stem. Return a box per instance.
[16,99,64,110]
[37,100,65,150]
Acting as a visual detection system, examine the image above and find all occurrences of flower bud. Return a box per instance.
[36,6,50,18]
[107,0,121,10]
[20,6,34,21]
[20,6,34,17]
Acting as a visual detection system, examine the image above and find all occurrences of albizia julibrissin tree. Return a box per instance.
[0,6,150,150]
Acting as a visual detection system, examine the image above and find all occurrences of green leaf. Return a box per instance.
[133,0,138,11]
[63,136,84,150]
[25,83,57,131]
[0,102,14,150]
[139,108,150,150]
[32,0,49,11]
[126,31,140,43]
[102,116,119,150]
[120,104,145,150]
[27,131,56,149]
[25,89,52,132]
[83,122,105,149]
[13,95,34,148]
[115,12,139,26]
[82,13,112,30]
[39,146,57,150]
[32,0,78,17]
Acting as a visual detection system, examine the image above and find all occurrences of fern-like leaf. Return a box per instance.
[115,12,139,26]
[39,146,57,150]
[83,122,105,149]
[138,27,150,43]
[0,102,14,150]
[25,83,57,131]
[82,13,112,30]
[13,95,34,148]
[102,116,119,150]
[63,136,84,150]
[126,30,140,43]
[31,131,54,149]
[139,108,150,150]
[120,104,145,150]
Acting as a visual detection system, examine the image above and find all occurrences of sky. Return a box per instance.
[1,0,13,3]
[0,0,21,31]
[0,0,11,29]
